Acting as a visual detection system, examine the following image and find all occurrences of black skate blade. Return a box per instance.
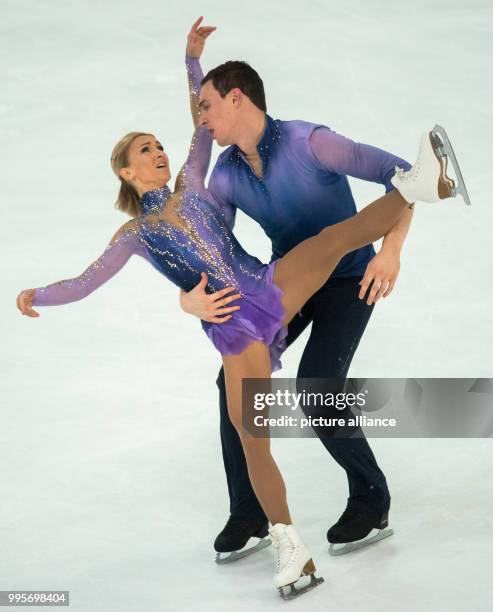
[278,573,325,601]
[215,537,271,565]
[432,124,471,206]
[329,527,394,557]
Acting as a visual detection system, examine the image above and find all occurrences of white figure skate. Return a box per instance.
[269,523,324,600]
[391,124,471,205]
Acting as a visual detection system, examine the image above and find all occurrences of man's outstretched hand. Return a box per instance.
[358,247,401,305]
[186,16,216,58]
[179,272,241,323]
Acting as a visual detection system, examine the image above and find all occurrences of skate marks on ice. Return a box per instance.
[329,526,395,557]
[215,536,272,565]
[431,124,471,205]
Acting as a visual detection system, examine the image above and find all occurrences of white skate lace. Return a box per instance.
[395,130,432,188]
[394,165,406,180]
[394,163,420,185]
[272,530,298,574]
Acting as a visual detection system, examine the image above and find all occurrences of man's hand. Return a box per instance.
[179,272,241,323]
[358,247,401,305]
[186,16,216,58]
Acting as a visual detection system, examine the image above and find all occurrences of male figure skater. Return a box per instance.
[180,18,413,560]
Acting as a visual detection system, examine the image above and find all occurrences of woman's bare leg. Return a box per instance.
[274,189,411,324]
[222,341,291,525]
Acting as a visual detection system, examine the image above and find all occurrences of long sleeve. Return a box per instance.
[186,54,204,128]
[207,167,237,231]
[32,225,144,307]
[175,56,213,192]
[309,126,412,193]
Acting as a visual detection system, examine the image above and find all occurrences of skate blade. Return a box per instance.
[278,573,325,601]
[431,124,471,205]
[215,537,271,565]
[328,527,394,557]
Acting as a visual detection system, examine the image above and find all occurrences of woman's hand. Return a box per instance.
[179,272,241,323]
[186,16,216,58]
[16,289,40,317]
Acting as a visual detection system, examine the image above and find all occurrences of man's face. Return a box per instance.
[198,80,237,147]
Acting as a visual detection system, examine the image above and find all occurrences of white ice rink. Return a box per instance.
[1,0,492,610]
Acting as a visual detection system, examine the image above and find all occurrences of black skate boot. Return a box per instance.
[214,515,271,564]
[327,505,394,556]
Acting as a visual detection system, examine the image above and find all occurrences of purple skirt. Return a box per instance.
[201,260,288,372]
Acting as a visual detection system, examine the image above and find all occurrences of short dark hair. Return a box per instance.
[201,61,267,112]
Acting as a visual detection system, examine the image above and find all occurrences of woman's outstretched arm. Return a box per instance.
[174,17,216,193]
[177,18,243,322]
[186,54,205,129]
[185,16,215,128]
[17,220,144,315]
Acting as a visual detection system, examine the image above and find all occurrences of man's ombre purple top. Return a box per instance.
[207,114,412,276]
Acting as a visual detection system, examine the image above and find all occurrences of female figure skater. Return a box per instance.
[16,19,465,600]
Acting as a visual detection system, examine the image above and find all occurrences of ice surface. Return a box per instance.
[2,0,492,610]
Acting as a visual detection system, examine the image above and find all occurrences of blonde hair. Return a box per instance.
[110,131,150,217]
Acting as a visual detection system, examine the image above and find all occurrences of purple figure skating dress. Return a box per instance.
[31,56,288,371]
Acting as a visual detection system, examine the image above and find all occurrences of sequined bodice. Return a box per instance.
[134,184,265,294]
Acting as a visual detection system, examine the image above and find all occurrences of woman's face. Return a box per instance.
[121,134,171,193]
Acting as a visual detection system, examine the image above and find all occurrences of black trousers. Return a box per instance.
[216,274,391,520]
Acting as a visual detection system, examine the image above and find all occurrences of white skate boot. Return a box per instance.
[391,124,471,205]
[269,523,324,600]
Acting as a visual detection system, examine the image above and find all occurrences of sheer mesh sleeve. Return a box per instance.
[32,223,146,307]
[309,126,412,192]
[174,56,213,194]
[186,54,204,128]
[207,167,237,231]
